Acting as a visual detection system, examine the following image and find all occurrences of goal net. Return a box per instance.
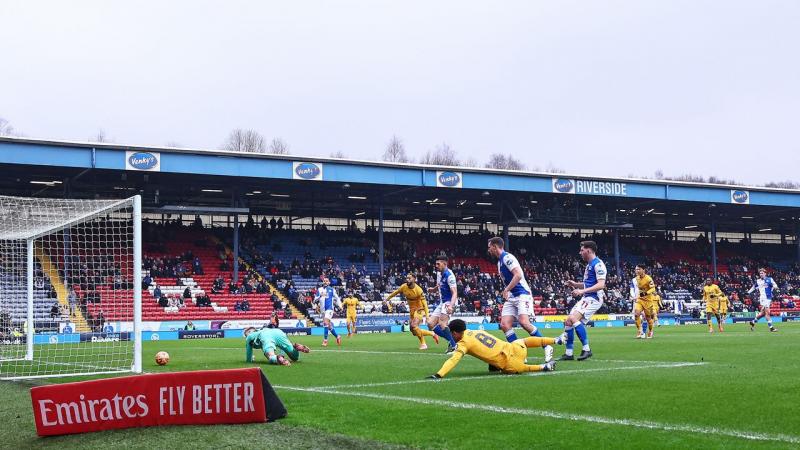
[0,195,141,380]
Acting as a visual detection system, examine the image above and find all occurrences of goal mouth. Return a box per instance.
[0,195,142,380]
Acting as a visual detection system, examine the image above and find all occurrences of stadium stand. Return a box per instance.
[13,220,796,329]
[231,225,800,323]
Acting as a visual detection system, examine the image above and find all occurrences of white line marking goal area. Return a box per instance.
[301,362,707,391]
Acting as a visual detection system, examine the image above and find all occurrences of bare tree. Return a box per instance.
[707,175,739,185]
[269,137,290,155]
[420,142,460,166]
[90,129,111,143]
[463,157,478,167]
[223,129,267,153]
[383,135,409,163]
[544,162,565,174]
[0,117,16,136]
[485,153,525,170]
[652,172,739,185]
[764,180,800,189]
[330,150,347,158]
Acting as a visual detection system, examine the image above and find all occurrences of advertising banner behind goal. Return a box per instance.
[31,367,286,436]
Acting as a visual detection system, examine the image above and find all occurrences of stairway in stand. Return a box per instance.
[35,242,90,332]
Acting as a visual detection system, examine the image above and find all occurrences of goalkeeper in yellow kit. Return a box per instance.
[428,319,563,378]
[386,273,439,350]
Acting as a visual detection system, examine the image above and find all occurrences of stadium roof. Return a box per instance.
[1,136,799,236]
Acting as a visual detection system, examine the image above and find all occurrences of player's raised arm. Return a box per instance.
[386,286,402,300]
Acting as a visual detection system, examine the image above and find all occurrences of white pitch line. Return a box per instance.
[192,347,444,356]
[277,385,800,445]
[193,347,700,365]
[290,362,706,391]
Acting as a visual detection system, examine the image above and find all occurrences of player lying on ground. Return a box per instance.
[487,237,554,361]
[748,268,778,332]
[245,327,310,366]
[386,273,439,350]
[428,319,565,379]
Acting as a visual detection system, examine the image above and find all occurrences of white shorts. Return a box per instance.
[571,294,604,323]
[323,309,334,320]
[759,299,772,309]
[431,302,452,317]
[502,294,535,319]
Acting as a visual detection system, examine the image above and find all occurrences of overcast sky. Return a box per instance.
[1,1,798,185]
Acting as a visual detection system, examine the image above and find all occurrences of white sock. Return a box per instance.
[582,344,591,351]
[565,349,573,356]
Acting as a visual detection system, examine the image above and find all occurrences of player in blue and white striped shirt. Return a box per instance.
[426,256,459,354]
[315,277,342,346]
[748,268,778,332]
[487,237,554,363]
[560,241,607,361]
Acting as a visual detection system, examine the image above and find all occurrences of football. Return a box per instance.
[155,351,170,366]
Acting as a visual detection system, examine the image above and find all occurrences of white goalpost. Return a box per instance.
[0,195,141,380]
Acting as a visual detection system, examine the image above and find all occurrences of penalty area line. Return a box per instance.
[194,346,702,366]
[282,362,707,391]
[276,384,800,445]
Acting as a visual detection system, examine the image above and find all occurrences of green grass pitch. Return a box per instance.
[2,323,799,449]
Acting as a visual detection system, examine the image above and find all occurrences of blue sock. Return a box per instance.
[324,327,329,340]
[504,329,518,342]
[575,323,589,350]
[565,326,575,353]
[329,327,339,338]
[529,327,542,337]
[434,325,457,346]
[442,327,457,346]
[642,320,649,333]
